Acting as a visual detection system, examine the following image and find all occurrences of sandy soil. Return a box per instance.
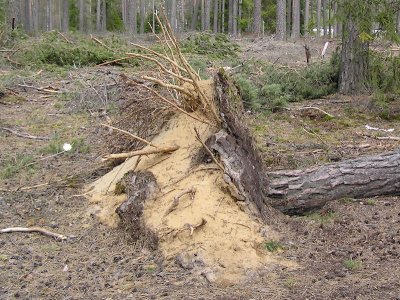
[1,38,400,300]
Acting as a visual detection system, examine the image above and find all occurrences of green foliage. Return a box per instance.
[304,211,337,225]
[263,240,283,252]
[234,56,339,112]
[9,32,131,68]
[343,259,362,270]
[0,154,35,179]
[181,33,240,59]
[369,54,400,94]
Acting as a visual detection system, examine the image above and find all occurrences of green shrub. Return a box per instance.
[0,154,35,179]
[234,75,259,109]
[369,53,400,94]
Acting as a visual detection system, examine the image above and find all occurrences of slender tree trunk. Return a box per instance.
[221,0,225,32]
[171,0,177,32]
[128,0,137,34]
[304,0,310,37]
[32,0,39,33]
[61,0,69,32]
[178,0,185,33]
[291,0,300,38]
[322,0,327,37]
[96,0,101,31]
[205,0,211,31]
[268,150,400,214]
[228,0,233,34]
[140,0,145,34]
[201,0,205,30]
[101,0,106,31]
[276,0,286,40]
[286,0,292,37]
[238,0,242,36]
[396,10,400,34]
[191,0,200,30]
[232,0,237,35]
[316,0,321,37]
[338,14,369,95]
[47,0,53,31]
[253,0,262,34]
[213,0,219,33]
[79,0,85,32]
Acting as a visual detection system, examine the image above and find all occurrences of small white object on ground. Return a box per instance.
[365,125,394,133]
[63,143,72,152]
[321,42,330,58]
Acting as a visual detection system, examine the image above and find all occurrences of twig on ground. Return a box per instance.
[58,31,73,44]
[102,145,179,161]
[0,227,68,241]
[1,127,50,140]
[5,56,21,66]
[17,84,62,94]
[284,106,335,118]
[194,127,225,172]
[301,126,329,147]
[97,57,131,66]
[100,123,157,148]
[164,187,196,217]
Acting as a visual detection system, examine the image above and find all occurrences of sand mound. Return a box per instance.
[87,111,295,284]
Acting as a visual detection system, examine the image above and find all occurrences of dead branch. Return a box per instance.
[0,227,68,241]
[126,53,192,83]
[1,127,49,140]
[17,84,62,94]
[102,145,179,161]
[185,218,207,236]
[140,84,213,126]
[142,75,194,98]
[97,57,131,67]
[5,56,21,66]
[164,187,196,217]
[100,123,157,148]
[284,106,335,118]
[90,35,113,51]
[58,31,73,44]
[194,127,225,172]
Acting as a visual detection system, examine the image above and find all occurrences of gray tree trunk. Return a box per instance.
[228,0,233,34]
[47,0,52,31]
[221,0,225,32]
[213,0,219,33]
[338,14,369,95]
[140,0,145,34]
[232,0,237,35]
[32,0,39,33]
[304,0,310,37]
[268,150,400,214]
[101,0,106,31]
[96,0,101,31]
[201,0,205,30]
[178,0,185,33]
[128,0,137,34]
[316,0,321,37]
[238,0,242,35]
[204,0,211,31]
[61,0,69,32]
[286,0,291,36]
[191,0,200,30]
[79,0,85,32]
[276,0,286,40]
[397,10,400,34]
[322,0,327,37]
[253,0,262,34]
[291,0,300,38]
[171,0,177,32]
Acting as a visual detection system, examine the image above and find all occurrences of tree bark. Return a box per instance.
[322,0,327,37]
[140,0,145,34]
[267,150,400,214]
[47,0,53,31]
[253,0,262,34]
[291,0,300,38]
[171,0,177,32]
[304,0,310,37]
[96,0,101,31]
[128,0,137,35]
[228,0,233,34]
[191,0,200,30]
[213,0,219,33]
[338,13,369,95]
[276,0,286,40]
[204,0,211,31]
[61,0,69,32]
[316,0,321,37]
[221,0,225,32]
[286,0,292,37]
[232,0,237,35]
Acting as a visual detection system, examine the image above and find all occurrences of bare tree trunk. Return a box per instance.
[397,10,400,34]
[322,0,327,37]
[286,0,291,37]
[304,0,310,37]
[178,0,185,33]
[338,14,369,95]
[276,0,286,40]
[47,0,53,31]
[191,0,200,30]
[213,0,219,33]
[171,0,177,32]
[61,0,69,32]
[253,0,261,34]
[101,0,106,31]
[205,0,211,31]
[238,0,242,36]
[79,0,85,32]
[140,0,145,34]
[232,0,237,35]
[316,0,321,37]
[221,0,225,32]
[32,0,39,33]
[201,0,205,30]
[96,0,101,31]
[268,150,400,214]
[291,0,300,38]
[228,0,233,34]
[128,0,137,34]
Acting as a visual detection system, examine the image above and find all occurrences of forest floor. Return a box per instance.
[1,37,400,300]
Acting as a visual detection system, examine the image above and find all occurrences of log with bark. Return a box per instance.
[267,150,400,214]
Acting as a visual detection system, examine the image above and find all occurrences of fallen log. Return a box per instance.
[267,150,400,214]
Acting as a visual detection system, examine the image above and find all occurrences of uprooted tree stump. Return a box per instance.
[87,12,400,285]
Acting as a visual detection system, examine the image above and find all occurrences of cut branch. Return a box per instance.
[1,127,50,140]
[164,187,196,217]
[0,227,68,241]
[102,145,179,161]
[100,123,157,148]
